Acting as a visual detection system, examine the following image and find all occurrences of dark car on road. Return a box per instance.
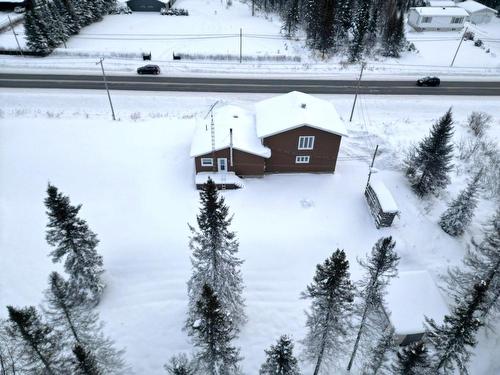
[137,65,160,75]
[416,76,440,87]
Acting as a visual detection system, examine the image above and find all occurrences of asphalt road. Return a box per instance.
[0,73,499,95]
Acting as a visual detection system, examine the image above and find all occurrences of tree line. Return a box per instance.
[253,0,407,60]
[23,0,116,54]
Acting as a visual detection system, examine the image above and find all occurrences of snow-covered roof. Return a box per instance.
[255,91,348,139]
[457,0,498,14]
[428,0,457,7]
[190,105,271,158]
[370,178,398,213]
[412,6,469,16]
[386,271,449,335]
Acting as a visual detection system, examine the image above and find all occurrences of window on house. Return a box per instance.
[298,136,315,150]
[201,158,213,167]
[295,156,310,164]
[421,16,432,23]
[451,17,464,24]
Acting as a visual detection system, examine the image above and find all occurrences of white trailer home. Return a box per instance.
[408,6,470,31]
[457,0,498,24]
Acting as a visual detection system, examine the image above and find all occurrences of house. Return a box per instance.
[424,0,457,7]
[255,91,347,173]
[385,271,449,346]
[190,92,348,189]
[408,6,469,31]
[126,0,173,12]
[457,0,498,24]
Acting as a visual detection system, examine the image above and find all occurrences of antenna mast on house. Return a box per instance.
[204,101,219,172]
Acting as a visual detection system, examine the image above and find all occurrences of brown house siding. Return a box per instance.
[195,148,266,176]
[263,125,342,173]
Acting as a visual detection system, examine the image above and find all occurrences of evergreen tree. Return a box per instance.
[361,327,395,375]
[259,335,301,375]
[73,343,102,375]
[439,171,481,237]
[6,305,67,374]
[391,341,430,375]
[46,0,70,47]
[347,237,399,371]
[350,0,372,62]
[281,0,300,37]
[43,271,126,374]
[164,353,196,375]
[381,0,406,57]
[0,319,21,375]
[187,284,241,375]
[186,178,246,333]
[24,8,50,54]
[301,249,355,375]
[336,0,354,43]
[426,280,489,374]
[447,208,500,321]
[405,109,455,197]
[45,183,104,305]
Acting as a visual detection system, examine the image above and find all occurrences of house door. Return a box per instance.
[217,158,228,172]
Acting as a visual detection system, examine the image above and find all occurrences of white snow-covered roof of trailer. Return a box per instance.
[190,105,271,158]
[412,6,469,16]
[428,0,457,7]
[386,270,449,335]
[457,0,498,14]
[255,91,348,139]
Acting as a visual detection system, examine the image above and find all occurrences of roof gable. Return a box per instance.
[255,91,348,139]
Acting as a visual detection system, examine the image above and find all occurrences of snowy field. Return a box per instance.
[0,89,499,373]
[0,0,499,77]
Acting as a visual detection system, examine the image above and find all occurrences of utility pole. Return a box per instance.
[450,26,468,67]
[252,0,254,16]
[239,28,242,63]
[349,62,366,122]
[366,144,379,188]
[8,16,23,58]
[96,58,116,121]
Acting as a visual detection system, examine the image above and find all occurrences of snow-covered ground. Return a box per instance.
[0,0,499,78]
[0,89,499,374]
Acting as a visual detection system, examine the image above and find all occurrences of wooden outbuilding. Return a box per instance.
[365,178,399,228]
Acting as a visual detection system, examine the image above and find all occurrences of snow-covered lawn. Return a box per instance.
[0,89,499,374]
[1,1,499,77]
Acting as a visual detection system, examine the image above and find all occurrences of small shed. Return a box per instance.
[126,0,170,12]
[385,270,449,346]
[365,178,399,228]
[457,0,498,24]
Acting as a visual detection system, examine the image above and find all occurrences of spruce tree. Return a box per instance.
[259,335,301,375]
[186,178,246,333]
[187,284,241,375]
[447,208,500,321]
[381,0,406,57]
[426,280,489,374]
[361,327,395,375]
[391,341,430,375]
[405,109,455,197]
[6,305,67,374]
[347,237,399,371]
[45,183,104,305]
[350,0,372,62]
[301,249,355,375]
[0,319,20,375]
[43,271,126,374]
[281,0,300,37]
[24,8,50,54]
[73,343,103,375]
[164,353,196,375]
[439,171,481,237]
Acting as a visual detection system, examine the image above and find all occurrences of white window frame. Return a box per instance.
[295,155,310,164]
[298,136,315,150]
[451,17,464,24]
[201,158,213,167]
[421,16,432,23]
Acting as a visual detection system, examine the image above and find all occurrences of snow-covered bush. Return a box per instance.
[467,112,492,138]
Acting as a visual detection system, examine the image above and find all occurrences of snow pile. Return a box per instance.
[195,171,245,187]
[255,91,348,138]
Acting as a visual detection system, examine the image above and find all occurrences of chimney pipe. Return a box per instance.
[229,128,234,168]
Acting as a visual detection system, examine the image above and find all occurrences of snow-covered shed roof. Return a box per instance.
[190,105,271,158]
[457,0,498,14]
[386,271,449,335]
[255,91,348,139]
[412,6,469,16]
[370,178,398,213]
[427,0,457,7]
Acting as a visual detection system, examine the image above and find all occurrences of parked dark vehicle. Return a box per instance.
[416,76,440,87]
[161,7,189,15]
[137,64,160,75]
